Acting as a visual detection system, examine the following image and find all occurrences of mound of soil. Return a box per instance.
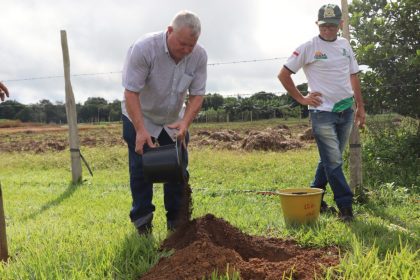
[298,128,314,141]
[242,128,303,151]
[208,130,243,142]
[140,214,340,280]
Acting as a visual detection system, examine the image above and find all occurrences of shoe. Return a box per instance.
[320,201,337,214]
[137,222,152,235]
[338,207,354,222]
[167,220,178,232]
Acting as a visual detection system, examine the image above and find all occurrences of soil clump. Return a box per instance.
[141,214,340,280]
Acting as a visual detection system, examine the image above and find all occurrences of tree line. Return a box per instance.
[0,98,122,124]
[0,89,308,124]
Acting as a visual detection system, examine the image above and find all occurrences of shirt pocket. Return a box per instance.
[176,73,194,93]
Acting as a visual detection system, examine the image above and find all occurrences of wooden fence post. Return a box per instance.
[61,30,82,183]
[0,182,8,262]
[341,0,363,193]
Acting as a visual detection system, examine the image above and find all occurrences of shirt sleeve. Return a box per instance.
[188,49,207,95]
[122,42,150,93]
[283,42,310,74]
[348,44,360,74]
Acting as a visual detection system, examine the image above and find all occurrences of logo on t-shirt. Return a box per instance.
[342,48,350,58]
[292,51,300,56]
[314,51,327,59]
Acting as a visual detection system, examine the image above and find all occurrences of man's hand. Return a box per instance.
[135,129,155,155]
[167,120,188,140]
[354,105,366,129]
[0,82,9,102]
[301,92,323,107]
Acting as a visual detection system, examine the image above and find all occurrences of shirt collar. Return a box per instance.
[318,35,337,42]
[163,31,169,53]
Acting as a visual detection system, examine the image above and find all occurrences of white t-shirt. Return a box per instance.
[284,35,359,112]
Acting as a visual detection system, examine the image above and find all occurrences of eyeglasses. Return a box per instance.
[319,23,339,29]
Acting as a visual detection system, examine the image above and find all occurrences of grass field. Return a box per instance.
[0,119,418,279]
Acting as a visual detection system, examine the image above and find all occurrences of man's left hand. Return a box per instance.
[167,120,188,140]
[355,106,366,129]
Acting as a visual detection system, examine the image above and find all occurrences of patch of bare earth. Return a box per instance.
[191,125,308,151]
[1,123,313,153]
[140,214,340,280]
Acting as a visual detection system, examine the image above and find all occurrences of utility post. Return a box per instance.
[341,0,363,194]
[0,182,8,262]
[61,30,82,184]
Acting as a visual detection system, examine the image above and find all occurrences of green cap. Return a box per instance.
[318,4,342,25]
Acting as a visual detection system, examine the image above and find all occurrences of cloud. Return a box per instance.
[0,0,344,104]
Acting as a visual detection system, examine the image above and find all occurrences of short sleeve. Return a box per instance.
[284,42,311,74]
[122,43,150,93]
[189,49,207,95]
[348,45,360,74]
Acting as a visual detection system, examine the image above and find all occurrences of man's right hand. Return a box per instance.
[301,92,323,107]
[135,130,155,155]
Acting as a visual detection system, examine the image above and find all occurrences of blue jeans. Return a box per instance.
[309,108,354,209]
[122,115,189,229]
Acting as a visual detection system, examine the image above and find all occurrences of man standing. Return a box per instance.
[122,10,207,234]
[278,4,365,222]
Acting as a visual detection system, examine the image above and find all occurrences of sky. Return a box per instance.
[1,0,348,105]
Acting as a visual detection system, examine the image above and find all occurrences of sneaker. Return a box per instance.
[137,222,152,235]
[338,207,354,222]
[320,201,337,214]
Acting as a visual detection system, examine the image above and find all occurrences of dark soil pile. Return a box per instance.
[140,214,340,280]
[242,128,303,151]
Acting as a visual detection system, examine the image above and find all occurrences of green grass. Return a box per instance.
[0,120,419,279]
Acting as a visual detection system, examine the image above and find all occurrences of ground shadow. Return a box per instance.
[21,182,80,222]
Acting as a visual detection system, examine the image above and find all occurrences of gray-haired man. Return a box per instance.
[122,10,207,234]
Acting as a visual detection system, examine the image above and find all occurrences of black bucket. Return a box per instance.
[142,139,186,183]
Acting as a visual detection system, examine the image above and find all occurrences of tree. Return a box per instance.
[15,107,34,122]
[82,97,109,122]
[108,99,122,121]
[350,0,420,117]
[0,100,25,120]
[203,93,224,111]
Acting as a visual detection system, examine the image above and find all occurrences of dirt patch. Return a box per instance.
[192,126,308,151]
[242,128,303,151]
[141,214,340,280]
[298,128,314,141]
[1,123,312,153]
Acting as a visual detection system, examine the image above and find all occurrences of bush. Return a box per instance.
[360,115,419,191]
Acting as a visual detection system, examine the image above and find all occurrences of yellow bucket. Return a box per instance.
[278,188,324,225]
